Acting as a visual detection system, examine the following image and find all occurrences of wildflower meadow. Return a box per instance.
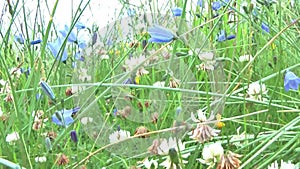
[0,0,300,168]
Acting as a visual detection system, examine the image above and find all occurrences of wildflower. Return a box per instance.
[6,131,20,143]
[59,25,77,43]
[48,37,68,61]
[115,106,131,118]
[268,160,298,169]
[136,67,149,76]
[148,25,175,43]
[212,2,222,11]
[30,39,42,45]
[247,82,268,101]
[75,22,86,30]
[47,131,57,140]
[189,110,220,142]
[70,130,78,143]
[239,54,254,62]
[142,158,158,169]
[14,33,24,44]
[262,22,270,33]
[56,154,69,166]
[153,81,165,87]
[80,117,93,125]
[65,87,73,96]
[127,8,136,16]
[217,151,242,169]
[169,77,181,88]
[217,30,227,42]
[156,137,190,169]
[78,68,91,82]
[198,142,224,167]
[226,34,236,40]
[109,129,130,143]
[284,70,300,91]
[39,81,56,102]
[134,126,150,138]
[151,112,159,123]
[32,119,44,131]
[51,107,80,126]
[172,7,183,16]
[197,0,203,7]
[45,137,52,151]
[35,156,47,163]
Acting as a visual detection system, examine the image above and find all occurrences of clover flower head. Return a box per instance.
[6,131,20,143]
[247,82,268,101]
[35,156,47,163]
[198,142,224,166]
[284,70,300,91]
[148,25,175,43]
[217,151,242,169]
[268,160,298,169]
[109,129,131,143]
[142,158,158,169]
[239,54,254,62]
[172,7,183,17]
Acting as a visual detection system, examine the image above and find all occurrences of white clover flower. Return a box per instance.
[100,54,109,60]
[247,82,268,101]
[78,68,91,82]
[198,142,224,166]
[239,54,253,62]
[157,137,190,169]
[191,109,207,123]
[153,81,165,87]
[35,156,47,163]
[6,131,20,143]
[109,129,131,143]
[142,158,158,169]
[268,160,299,169]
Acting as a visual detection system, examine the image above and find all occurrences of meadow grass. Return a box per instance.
[0,0,299,168]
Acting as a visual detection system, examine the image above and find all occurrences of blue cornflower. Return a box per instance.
[217,30,227,42]
[14,33,24,44]
[148,25,175,43]
[48,37,68,61]
[30,39,42,45]
[172,7,183,17]
[59,25,77,43]
[284,71,300,91]
[212,1,222,11]
[197,0,203,7]
[261,23,270,33]
[52,107,80,126]
[75,22,86,30]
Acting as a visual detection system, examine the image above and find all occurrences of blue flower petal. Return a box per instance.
[59,25,77,43]
[14,33,24,44]
[197,0,203,7]
[212,2,222,11]
[127,8,136,17]
[51,107,80,126]
[30,39,42,45]
[284,71,300,91]
[226,34,236,40]
[217,30,226,42]
[172,7,183,17]
[75,22,86,30]
[47,38,68,61]
[261,23,270,33]
[148,25,174,43]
